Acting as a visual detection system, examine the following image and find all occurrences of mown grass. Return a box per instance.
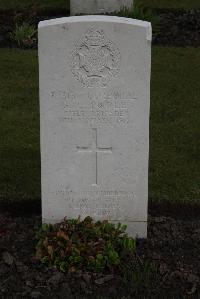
[0,49,40,201]
[0,0,69,12]
[0,47,200,203]
[138,0,200,10]
[150,47,200,203]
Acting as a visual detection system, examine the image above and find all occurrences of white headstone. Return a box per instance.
[39,16,151,238]
[70,0,133,16]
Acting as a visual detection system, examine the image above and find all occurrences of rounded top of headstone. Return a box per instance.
[39,16,152,43]
[39,16,151,35]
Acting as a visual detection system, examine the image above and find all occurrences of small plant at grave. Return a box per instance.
[9,22,37,48]
[35,216,136,273]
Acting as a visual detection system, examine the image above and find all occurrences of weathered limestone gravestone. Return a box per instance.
[70,0,133,16]
[39,16,151,238]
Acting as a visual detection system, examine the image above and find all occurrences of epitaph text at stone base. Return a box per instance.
[39,16,151,238]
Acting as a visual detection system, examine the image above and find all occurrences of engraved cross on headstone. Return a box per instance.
[77,128,112,185]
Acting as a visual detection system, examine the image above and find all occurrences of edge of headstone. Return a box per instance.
[38,16,152,41]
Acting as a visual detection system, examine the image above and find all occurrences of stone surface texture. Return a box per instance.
[70,0,134,16]
[39,16,151,238]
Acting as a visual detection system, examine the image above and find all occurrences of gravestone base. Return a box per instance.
[42,215,147,238]
[70,0,133,16]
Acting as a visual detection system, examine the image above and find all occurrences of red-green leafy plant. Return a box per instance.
[36,216,136,273]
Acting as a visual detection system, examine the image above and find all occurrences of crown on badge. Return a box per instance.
[85,28,105,45]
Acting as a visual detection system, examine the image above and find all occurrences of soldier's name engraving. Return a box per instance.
[50,89,137,125]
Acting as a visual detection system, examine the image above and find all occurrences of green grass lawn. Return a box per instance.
[150,47,200,203]
[0,47,200,203]
[0,0,69,12]
[0,49,40,201]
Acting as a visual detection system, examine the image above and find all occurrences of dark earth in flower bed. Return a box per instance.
[0,9,200,48]
[153,9,200,47]
[1,205,200,298]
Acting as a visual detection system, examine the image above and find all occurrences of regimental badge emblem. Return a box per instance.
[71,28,121,87]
